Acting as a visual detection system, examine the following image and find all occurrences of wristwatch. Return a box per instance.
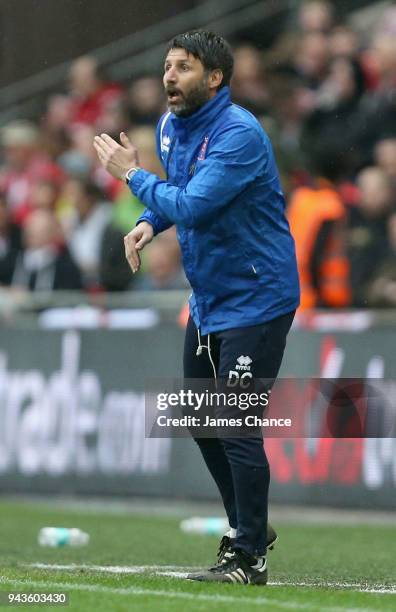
[125,167,140,184]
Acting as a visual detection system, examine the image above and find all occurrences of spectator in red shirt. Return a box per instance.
[68,55,124,130]
[0,121,64,225]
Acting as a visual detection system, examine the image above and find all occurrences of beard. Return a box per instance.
[167,77,211,117]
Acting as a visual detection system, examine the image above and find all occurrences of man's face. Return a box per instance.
[163,48,211,117]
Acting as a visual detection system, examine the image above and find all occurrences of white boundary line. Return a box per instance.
[269,581,396,595]
[0,577,380,612]
[29,563,191,574]
[25,563,396,594]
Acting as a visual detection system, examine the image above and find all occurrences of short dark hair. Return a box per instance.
[165,30,234,89]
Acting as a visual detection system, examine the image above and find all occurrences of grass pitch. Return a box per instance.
[0,498,395,611]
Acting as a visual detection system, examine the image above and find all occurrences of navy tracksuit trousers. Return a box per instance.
[183,311,295,557]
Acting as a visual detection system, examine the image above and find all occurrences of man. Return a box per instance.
[287,179,351,309]
[11,209,82,291]
[94,30,299,586]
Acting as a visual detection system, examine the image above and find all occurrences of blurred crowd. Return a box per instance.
[1,0,396,308]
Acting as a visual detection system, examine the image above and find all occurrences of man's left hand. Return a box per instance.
[93,132,139,180]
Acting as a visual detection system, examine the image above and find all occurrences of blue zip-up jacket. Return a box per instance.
[130,86,300,334]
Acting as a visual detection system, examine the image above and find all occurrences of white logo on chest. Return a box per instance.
[161,135,171,153]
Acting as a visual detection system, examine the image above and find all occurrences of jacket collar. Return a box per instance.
[171,87,231,141]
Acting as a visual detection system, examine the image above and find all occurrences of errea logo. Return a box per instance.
[236,356,252,371]
[161,135,171,153]
[227,355,253,388]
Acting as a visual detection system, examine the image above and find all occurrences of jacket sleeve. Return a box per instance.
[136,209,173,235]
[129,125,266,229]
[135,113,173,235]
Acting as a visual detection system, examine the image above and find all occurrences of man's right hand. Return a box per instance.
[124,221,154,273]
